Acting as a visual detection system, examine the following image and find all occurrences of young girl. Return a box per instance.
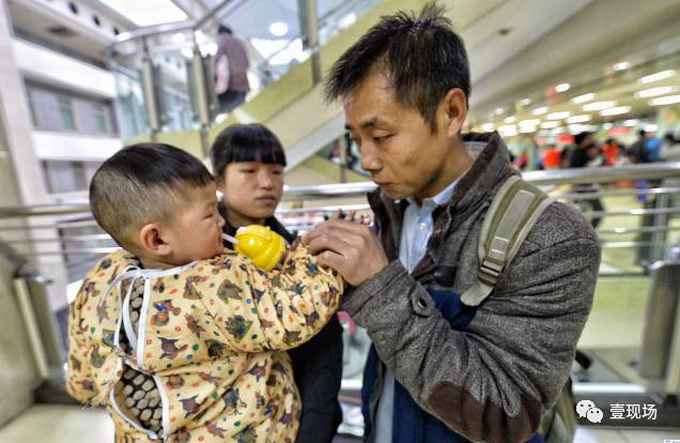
[211,124,344,442]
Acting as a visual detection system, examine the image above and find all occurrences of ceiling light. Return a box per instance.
[195,30,206,44]
[269,21,289,37]
[637,70,676,84]
[571,93,595,104]
[532,106,548,115]
[644,124,658,132]
[503,116,516,123]
[171,33,185,44]
[339,12,357,29]
[599,106,631,116]
[568,124,590,134]
[481,123,495,132]
[649,95,680,106]
[181,48,193,58]
[498,124,517,136]
[519,126,537,133]
[547,111,570,120]
[613,61,631,71]
[555,83,570,93]
[519,119,540,126]
[623,119,639,127]
[520,98,531,106]
[99,0,188,26]
[540,121,559,129]
[635,86,678,98]
[582,101,616,111]
[495,107,505,115]
[566,115,592,124]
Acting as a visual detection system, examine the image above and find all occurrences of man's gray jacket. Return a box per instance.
[342,131,601,442]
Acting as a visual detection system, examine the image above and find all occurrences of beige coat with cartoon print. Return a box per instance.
[66,244,343,442]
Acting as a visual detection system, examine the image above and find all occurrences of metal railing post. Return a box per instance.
[298,0,321,84]
[141,38,161,140]
[13,276,49,380]
[651,192,671,261]
[191,31,212,158]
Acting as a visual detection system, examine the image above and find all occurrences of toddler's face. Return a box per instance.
[166,183,225,265]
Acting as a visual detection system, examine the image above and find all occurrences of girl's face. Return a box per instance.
[217,161,284,227]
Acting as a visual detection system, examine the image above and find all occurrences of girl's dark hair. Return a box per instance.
[325,3,470,132]
[210,123,287,177]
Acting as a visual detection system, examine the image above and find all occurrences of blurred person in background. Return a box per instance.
[542,143,562,169]
[602,138,620,167]
[630,129,663,163]
[570,132,605,228]
[211,123,344,443]
[213,25,250,114]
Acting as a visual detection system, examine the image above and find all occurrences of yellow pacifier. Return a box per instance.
[228,225,286,271]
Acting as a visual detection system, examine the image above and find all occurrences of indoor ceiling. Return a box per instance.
[466,0,680,138]
[7,0,680,138]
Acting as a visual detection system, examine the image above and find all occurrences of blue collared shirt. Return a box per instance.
[374,178,461,442]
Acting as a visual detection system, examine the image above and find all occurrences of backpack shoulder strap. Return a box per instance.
[461,175,554,306]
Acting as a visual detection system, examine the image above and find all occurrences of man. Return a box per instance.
[304,5,601,443]
[213,25,250,114]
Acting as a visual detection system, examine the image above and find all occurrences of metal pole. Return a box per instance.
[141,38,160,140]
[191,31,211,158]
[13,277,49,380]
[663,276,680,397]
[651,193,670,261]
[298,0,321,84]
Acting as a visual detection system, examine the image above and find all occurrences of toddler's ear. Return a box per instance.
[138,223,172,256]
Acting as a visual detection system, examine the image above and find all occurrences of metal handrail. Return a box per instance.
[0,163,678,216]
[110,0,234,48]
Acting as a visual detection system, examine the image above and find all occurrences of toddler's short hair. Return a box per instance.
[90,143,214,249]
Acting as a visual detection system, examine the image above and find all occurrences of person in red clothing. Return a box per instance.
[602,138,619,167]
[542,143,562,169]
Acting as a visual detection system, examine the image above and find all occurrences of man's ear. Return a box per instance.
[138,223,172,256]
[441,88,468,138]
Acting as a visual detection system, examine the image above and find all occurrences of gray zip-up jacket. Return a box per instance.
[342,132,601,442]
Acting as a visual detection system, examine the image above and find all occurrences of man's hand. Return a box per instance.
[302,218,389,286]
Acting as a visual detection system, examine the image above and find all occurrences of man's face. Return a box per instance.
[344,70,461,203]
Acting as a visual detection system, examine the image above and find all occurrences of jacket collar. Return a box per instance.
[368,131,518,259]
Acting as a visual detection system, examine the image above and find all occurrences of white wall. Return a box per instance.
[32,131,121,161]
[12,38,116,99]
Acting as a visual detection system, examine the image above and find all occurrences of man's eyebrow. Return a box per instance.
[345,117,384,131]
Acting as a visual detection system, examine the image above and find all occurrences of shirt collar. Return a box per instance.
[406,176,461,210]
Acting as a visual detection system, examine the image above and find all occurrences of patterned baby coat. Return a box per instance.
[66,244,343,442]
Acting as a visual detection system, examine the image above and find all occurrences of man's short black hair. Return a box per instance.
[218,25,232,34]
[211,123,287,178]
[325,3,470,132]
[574,131,593,147]
[90,143,213,249]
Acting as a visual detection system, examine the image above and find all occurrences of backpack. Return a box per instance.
[460,175,578,443]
